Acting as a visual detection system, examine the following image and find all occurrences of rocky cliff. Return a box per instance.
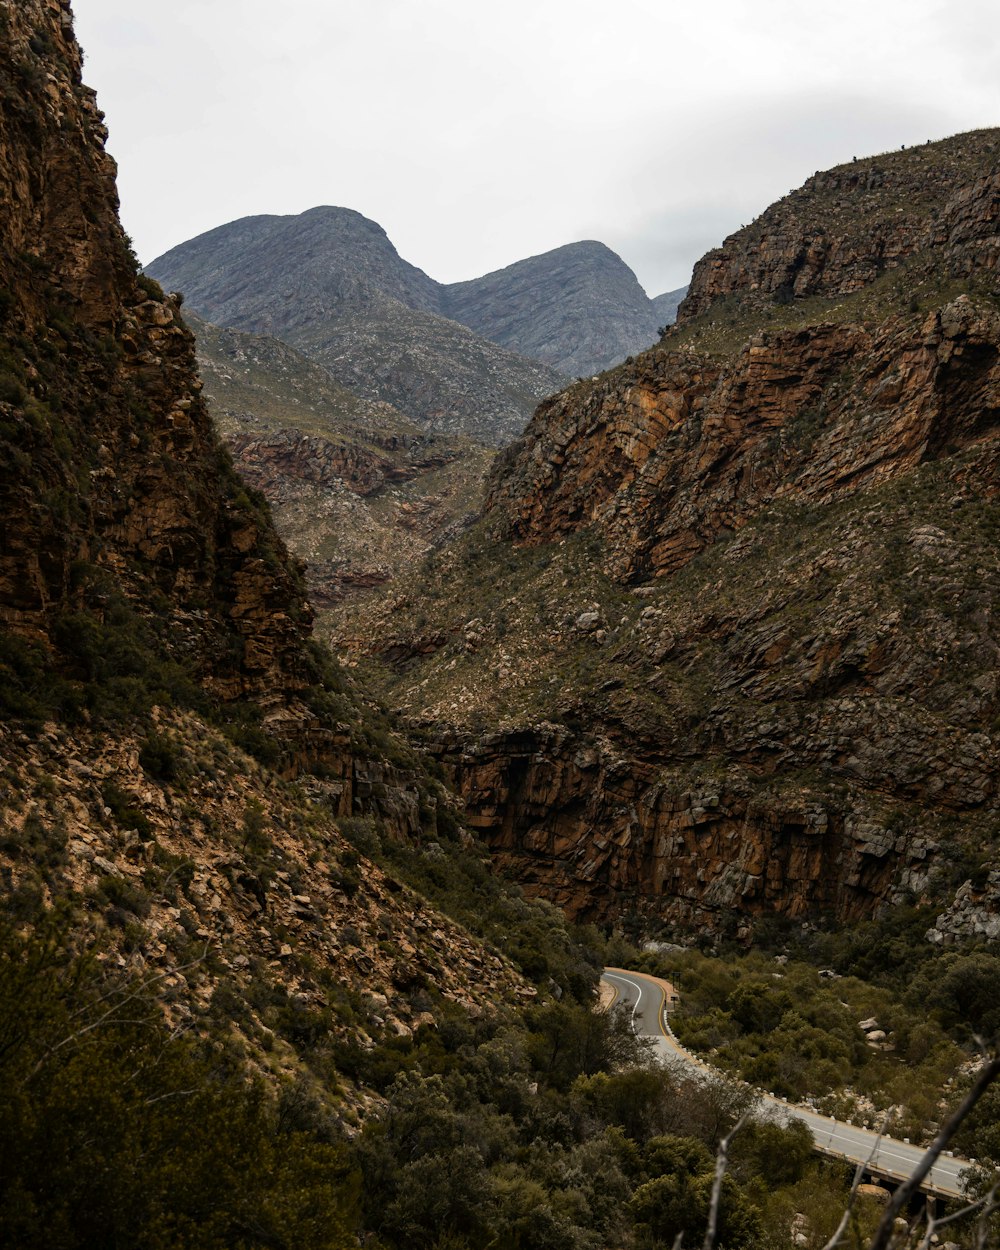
[0,0,320,733]
[677,131,1000,321]
[441,240,662,376]
[356,131,1000,941]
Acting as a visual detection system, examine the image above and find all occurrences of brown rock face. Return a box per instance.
[434,726,935,931]
[0,0,317,733]
[487,300,1000,583]
[228,428,459,500]
[677,131,1000,321]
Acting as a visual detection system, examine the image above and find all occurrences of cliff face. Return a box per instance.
[0,0,318,727]
[677,131,1000,321]
[485,299,1000,583]
[433,727,938,934]
[360,131,1000,939]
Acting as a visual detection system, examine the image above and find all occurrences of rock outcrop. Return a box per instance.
[0,0,318,730]
[485,300,1000,583]
[677,131,1000,321]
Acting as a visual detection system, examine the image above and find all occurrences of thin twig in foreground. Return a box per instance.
[702,1114,747,1250]
[820,1113,893,1250]
[915,1182,999,1250]
[868,1054,1000,1250]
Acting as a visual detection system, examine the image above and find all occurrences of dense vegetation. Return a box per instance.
[2,910,907,1250]
[0,918,357,1250]
[644,923,1000,1149]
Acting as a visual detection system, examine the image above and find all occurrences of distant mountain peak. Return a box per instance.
[441,239,664,376]
[148,208,688,441]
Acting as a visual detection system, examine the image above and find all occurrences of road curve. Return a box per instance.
[602,967,973,1200]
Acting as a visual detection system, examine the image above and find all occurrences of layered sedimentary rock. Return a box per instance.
[677,131,1000,320]
[486,299,1000,582]
[432,725,943,932]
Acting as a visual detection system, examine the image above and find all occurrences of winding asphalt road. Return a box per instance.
[602,967,973,1200]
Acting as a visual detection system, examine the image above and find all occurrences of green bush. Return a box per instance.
[0,920,358,1250]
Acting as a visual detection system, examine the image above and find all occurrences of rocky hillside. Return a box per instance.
[356,130,1000,942]
[677,130,1000,321]
[0,0,574,1115]
[189,312,492,620]
[441,240,663,376]
[147,207,565,446]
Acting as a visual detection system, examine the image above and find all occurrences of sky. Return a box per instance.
[71,0,1000,297]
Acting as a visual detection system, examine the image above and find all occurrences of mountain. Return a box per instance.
[147,208,566,446]
[651,284,688,328]
[355,130,1000,944]
[188,311,492,620]
[9,6,988,1245]
[147,210,687,444]
[441,240,663,376]
[0,0,569,1130]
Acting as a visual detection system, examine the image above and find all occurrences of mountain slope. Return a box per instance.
[0,0,566,1105]
[148,208,565,446]
[189,312,493,616]
[354,130,1000,942]
[442,240,662,375]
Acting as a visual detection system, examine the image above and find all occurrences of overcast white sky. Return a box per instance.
[72,0,999,296]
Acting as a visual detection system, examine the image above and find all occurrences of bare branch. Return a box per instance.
[915,1182,999,1250]
[26,945,210,1082]
[141,1087,199,1108]
[819,1114,894,1250]
[702,1113,747,1250]
[820,1158,868,1250]
[868,1054,1000,1250]
[975,1184,1000,1250]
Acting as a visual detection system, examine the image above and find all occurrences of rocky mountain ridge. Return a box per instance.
[355,130,1000,941]
[678,130,1000,322]
[147,207,566,446]
[148,209,686,444]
